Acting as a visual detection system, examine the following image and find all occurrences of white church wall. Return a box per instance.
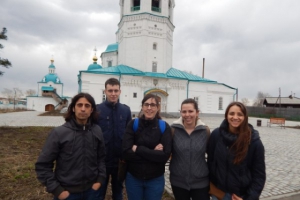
[188,82,236,114]
[37,82,63,97]
[27,96,58,111]
[101,51,118,68]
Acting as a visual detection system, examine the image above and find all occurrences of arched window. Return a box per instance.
[108,60,112,67]
[152,0,161,12]
[152,62,157,72]
[218,97,223,110]
[131,0,140,11]
[153,43,157,50]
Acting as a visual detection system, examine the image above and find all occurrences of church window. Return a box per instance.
[194,97,199,103]
[218,97,223,110]
[102,90,106,102]
[131,0,140,11]
[152,0,161,12]
[153,43,157,50]
[108,60,112,67]
[152,62,157,72]
[133,93,137,98]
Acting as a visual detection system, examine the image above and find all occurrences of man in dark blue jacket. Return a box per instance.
[97,78,132,200]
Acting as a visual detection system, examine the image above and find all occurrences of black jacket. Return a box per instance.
[35,118,106,197]
[207,119,266,200]
[122,117,172,180]
[96,101,131,167]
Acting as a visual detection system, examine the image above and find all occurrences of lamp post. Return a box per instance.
[13,88,16,110]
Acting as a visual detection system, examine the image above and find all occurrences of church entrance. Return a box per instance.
[45,104,54,111]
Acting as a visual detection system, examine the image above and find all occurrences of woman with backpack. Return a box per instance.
[122,94,172,200]
[207,102,266,200]
[169,98,210,200]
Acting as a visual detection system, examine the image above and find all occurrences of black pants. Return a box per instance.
[171,185,210,200]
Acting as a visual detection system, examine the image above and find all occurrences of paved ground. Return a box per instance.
[1,111,300,199]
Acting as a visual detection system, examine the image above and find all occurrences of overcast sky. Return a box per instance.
[1,0,300,102]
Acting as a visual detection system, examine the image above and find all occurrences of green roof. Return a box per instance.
[166,68,216,82]
[41,86,54,91]
[104,43,118,53]
[80,65,218,83]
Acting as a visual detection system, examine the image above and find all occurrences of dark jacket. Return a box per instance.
[207,119,266,200]
[122,116,172,180]
[35,118,106,197]
[96,101,131,168]
[170,117,209,190]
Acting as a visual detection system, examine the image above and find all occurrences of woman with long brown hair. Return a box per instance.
[207,102,266,200]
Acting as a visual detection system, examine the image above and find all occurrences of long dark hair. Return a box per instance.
[64,93,98,124]
[225,102,251,164]
[141,94,162,119]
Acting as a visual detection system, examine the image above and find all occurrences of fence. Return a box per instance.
[246,106,300,121]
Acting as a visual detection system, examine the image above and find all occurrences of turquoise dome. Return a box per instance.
[49,64,55,69]
[42,74,61,83]
[88,62,102,70]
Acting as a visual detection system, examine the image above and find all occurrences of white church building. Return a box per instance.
[78,0,237,115]
[27,59,71,111]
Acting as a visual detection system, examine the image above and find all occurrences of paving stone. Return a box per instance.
[1,112,300,199]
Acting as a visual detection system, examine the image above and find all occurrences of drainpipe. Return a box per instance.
[187,80,190,98]
[233,88,238,101]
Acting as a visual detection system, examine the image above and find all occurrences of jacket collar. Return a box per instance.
[104,100,119,108]
[172,117,206,130]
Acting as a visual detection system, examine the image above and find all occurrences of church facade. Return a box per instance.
[78,0,237,115]
[26,59,71,111]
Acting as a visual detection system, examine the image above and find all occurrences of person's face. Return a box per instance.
[105,84,121,104]
[142,98,159,120]
[181,103,199,127]
[73,97,93,124]
[227,105,245,133]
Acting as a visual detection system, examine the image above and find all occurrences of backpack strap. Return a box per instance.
[133,118,139,132]
[133,118,166,134]
[158,119,166,134]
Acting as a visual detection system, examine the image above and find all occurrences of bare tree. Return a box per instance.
[241,98,249,106]
[26,89,36,96]
[1,88,23,103]
[253,91,270,107]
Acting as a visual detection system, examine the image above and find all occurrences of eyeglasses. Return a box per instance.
[76,103,91,108]
[143,103,157,108]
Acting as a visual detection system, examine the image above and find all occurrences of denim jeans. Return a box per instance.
[53,188,100,200]
[211,193,232,200]
[98,167,123,200]
[125,172,165,200]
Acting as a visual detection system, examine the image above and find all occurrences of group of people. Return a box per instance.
[35,78,266,200]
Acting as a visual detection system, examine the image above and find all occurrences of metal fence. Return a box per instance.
[246,106,300,120]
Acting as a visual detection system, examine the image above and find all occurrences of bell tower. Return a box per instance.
[117,0,175,73]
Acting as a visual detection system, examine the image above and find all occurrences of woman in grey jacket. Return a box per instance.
[170,98,210,200]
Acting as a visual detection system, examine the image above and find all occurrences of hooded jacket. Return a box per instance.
[35,118,106,197]
[169,117,210,190]
[207,119,266,200]
[122,116,172,180]
[96,100,131,168]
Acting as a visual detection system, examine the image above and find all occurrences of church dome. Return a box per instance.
[49,58,56,69]
[42,74,61,83]
[87,55,102,70]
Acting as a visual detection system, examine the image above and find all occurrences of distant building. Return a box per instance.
[26,59,71,111]
[78,0,237,115]
[263,96,300,108]
[0,97,9,104]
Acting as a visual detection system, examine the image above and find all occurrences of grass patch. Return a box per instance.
[0,126,174,200]
[0,107,30,113]
[38,110,64,116]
